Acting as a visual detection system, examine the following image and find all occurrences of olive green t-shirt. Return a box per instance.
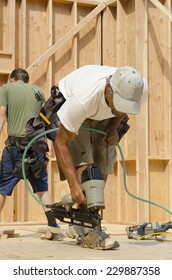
[0,81,45,137]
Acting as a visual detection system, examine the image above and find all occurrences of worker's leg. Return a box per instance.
[66,119,119,249]
[0,146,20,215]
[92,119,117,178]
[32,189,65,240]
[36,191,64,240]
[36,191,57,226]
[29,153,64,241]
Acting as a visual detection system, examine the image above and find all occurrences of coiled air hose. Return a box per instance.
[22,127,172,216]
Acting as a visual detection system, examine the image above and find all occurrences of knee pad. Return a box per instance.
[81,166,105,210]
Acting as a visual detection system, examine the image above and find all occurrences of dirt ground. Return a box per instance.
[0,221,172,260]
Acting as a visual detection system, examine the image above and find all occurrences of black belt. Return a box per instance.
[6,136,29,147]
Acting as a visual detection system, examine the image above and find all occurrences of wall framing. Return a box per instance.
[0,0,172,225]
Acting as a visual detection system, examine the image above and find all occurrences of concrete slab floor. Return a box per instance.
[0,221,172,260]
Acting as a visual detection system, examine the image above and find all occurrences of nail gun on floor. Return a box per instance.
[46,166,105,228]
[126,221,172,239]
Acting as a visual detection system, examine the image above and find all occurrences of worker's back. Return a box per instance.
[0,81,44,137]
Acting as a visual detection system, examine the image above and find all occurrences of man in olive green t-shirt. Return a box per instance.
[0,68,63,240]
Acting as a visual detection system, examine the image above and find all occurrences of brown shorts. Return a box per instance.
[68,119,117,175]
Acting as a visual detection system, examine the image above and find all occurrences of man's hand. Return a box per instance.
[98,115,127,145]
[97,126,119,145]
[105,128,119,145]
[70,183,87,205]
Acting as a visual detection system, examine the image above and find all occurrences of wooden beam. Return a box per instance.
[135,0,149,223]
[104,0,117,6]
[27,2,106,73]
[58,0,100,5]
[8,0,15,66]
[21,0,27,68]
[71,2,78,69]
[149,0,172,22]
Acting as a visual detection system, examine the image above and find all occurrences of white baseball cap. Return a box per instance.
[110,66,147,114]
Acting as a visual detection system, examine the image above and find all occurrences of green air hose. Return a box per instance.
[22,127,172,215]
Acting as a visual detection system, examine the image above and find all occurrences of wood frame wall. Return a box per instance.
[0,0,172,225]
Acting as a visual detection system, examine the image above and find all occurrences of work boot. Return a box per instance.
[41,225,64,241]
[79,225,120,250]
[66,224,90,244]
[66,224,80,239]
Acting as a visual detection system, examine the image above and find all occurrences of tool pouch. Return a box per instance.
[25,86,65,153]
[45,114,60,142]
[5,137,47,179]
[26,117,49,154]
[13,161,30,179]
[13,157,46,179]
[117,115,130,142]
[30,159,46,179]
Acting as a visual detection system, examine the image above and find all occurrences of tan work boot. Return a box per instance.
[66,224,91,244]
[66,224,87,238]
[66,224,86,244]
[41,225,64,241]
[79,226,120,250]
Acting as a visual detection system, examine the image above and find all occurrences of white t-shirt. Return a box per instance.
[58,65,117,133]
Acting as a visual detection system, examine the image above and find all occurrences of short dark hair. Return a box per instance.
[10,68,29,83]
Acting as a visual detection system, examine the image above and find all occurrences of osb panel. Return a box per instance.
[13,181,29,222]
[102,6,117,66]
[53,2,75,83]
[103,160,138,224]
[149,160,169,222]
[26,0,50,93]
[0,53,13,73]
[0,196,14,222]
[118,160,137,224]
[77,5,101,66]
[0,74,8,87]
[103,163,120,223]
[51,161,70,203]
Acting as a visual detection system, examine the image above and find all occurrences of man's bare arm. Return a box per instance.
[0,106,6,135]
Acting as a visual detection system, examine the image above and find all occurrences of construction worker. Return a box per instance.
[0,68,63,240]
[53,65,148,250]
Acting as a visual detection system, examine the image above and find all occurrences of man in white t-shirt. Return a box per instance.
[53,65,148,250]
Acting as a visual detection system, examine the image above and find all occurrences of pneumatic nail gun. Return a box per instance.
[46,166,105,228]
